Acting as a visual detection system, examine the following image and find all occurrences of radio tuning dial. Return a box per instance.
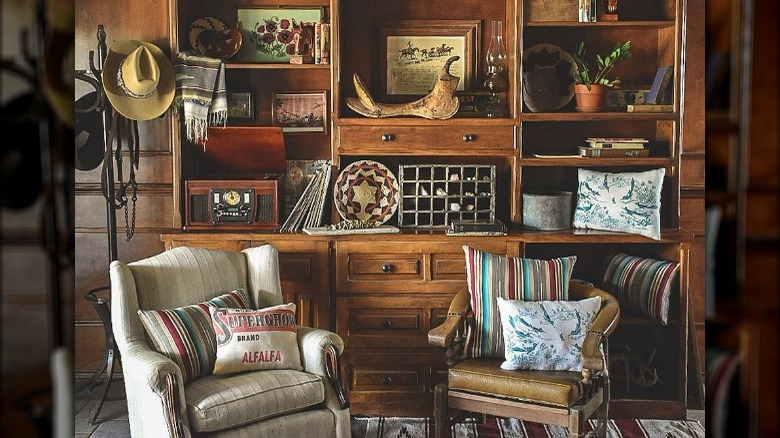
[224,190,242,206]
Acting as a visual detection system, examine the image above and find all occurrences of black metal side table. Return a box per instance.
[76,286,121,425]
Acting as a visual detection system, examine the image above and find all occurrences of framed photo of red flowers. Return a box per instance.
[235,8,322,63]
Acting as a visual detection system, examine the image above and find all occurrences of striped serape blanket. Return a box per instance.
[173,50,227,146]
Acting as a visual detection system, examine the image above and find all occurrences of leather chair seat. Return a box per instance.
[448,359,585,408]
[185,369,325,433]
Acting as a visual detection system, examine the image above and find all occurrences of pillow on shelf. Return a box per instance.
[573,168,666,240]
[137,288,252,383]
[496,296,602,371]
[211,303,303,375]
[462,245,576,359]
[601,252,680,325]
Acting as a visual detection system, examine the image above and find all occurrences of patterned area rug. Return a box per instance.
[351,416,705,438]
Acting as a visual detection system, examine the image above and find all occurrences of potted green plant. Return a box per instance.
[569,40,631,112]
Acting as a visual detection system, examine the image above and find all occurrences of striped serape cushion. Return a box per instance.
[138,288,251,382]
[462,245,576,358]
[601,253,679,324]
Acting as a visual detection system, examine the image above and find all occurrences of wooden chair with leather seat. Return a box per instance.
[428,281,620,438]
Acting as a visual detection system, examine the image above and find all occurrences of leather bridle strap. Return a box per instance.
[100,109,139,240]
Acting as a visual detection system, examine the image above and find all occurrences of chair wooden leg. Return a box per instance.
[568,405,585,438]
[433,383,448,438]
[596,377,610,438]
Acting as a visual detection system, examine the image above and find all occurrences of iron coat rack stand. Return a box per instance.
[74,24,121,426]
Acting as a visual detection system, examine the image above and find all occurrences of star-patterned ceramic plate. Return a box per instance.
[334,160,400,224]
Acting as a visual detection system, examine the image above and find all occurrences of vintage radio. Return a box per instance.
[184,126,287,230]
[185,178,284,230]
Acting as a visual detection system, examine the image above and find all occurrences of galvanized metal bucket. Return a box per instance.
[522,191,573,230]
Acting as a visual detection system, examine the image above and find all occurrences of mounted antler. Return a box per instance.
[346,56,461,119]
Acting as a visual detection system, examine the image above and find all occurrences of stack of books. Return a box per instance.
[280,159,332,233]
[578,137,650,158]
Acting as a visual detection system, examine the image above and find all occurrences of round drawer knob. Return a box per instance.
[382,319,393,329]
[381,263,391,273]
[462,133,475,142]
[381,133,395,141]
[382,376,392,385]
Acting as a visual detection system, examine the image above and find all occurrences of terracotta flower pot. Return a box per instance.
[574,84,608,113]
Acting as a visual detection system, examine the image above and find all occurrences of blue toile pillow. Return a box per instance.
[573,168,665,240]
[496,296,601,371]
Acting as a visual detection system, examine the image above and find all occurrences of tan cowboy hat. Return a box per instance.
[102,39,175,121]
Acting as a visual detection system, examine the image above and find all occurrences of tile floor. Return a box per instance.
[75,378,130,437]
[75,377,705,437]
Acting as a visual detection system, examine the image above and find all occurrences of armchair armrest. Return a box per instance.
[570,281,621,371]
[296,326,349,410]
[119,341,189,438]
[121,341,183,388]
[428,289,470,348]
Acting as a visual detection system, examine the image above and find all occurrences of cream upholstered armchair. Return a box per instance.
[428,281,620,438]
[110,245,350,437]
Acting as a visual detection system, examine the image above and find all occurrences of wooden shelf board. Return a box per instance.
[525,20,676,29]
[522,112,677,121]
[226,63,330,70]
[521,157,673,167]
[334,117,517,127]
[507,228,694,243]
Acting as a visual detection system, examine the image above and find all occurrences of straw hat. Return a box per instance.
[102,39,175,121]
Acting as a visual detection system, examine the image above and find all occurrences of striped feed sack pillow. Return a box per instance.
[601,253,680,325]
[138,288,251,383]
[462,245,576,358]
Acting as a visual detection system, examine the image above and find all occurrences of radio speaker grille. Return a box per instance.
[189,194,209,223]
[255,194,275,223]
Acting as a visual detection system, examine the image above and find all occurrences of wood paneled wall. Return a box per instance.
[74,0,176,374]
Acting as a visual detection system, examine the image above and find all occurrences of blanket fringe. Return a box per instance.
[184,117,210,147]
[209,110,227,126]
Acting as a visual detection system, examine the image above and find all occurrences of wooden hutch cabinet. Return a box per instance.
[156,0,703,420]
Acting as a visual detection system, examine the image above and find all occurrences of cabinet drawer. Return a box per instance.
[336,240,515,293]
[435,126,514,151]
[343,351,446,417]
[337,125,514,154]
[351,364,424,391]
[336,296,454,348]
[349,253,423,281]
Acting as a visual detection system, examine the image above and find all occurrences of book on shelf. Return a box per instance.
[314,22,322,64]
[319,22,330,65]
[646,66,674,104]
[585,137,649,149]
[532,153,583,159]
[626,104,674,113]
[578,146,650,158]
